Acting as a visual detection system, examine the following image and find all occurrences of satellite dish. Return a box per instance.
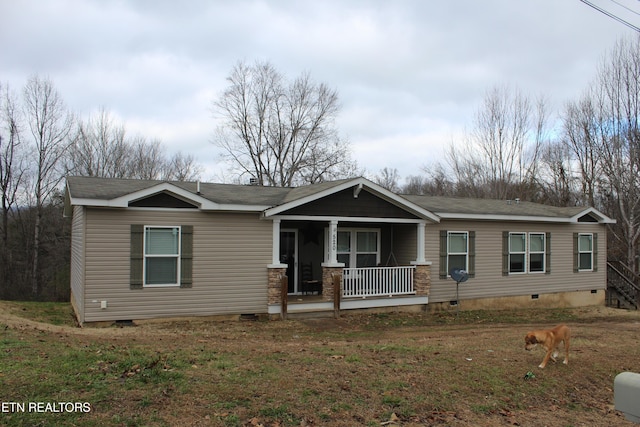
[449,268,469,284]
[449,268,470,318]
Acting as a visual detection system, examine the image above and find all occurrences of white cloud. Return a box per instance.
[1,0,637,182]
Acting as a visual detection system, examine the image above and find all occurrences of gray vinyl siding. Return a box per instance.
[391,224,417,266]
[83,208,271,322]
[426,220,607,303]
[70,205,86,322]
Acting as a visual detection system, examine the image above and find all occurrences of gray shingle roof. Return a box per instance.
[66,176,358,208]
[66,176,601,221]
[403,194,587,219]
[66,176,290,206]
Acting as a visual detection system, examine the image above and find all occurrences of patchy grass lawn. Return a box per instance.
[3,301,78,326]
[1,302,640,426]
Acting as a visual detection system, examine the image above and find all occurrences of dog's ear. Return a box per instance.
[525,334,537,344]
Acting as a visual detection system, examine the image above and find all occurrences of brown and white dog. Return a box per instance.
[524,324,570,369]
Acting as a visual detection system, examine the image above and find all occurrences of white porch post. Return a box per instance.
[415,221,426,263]
[328,219,338,264]
[322,219,343,268]
[268,219,287,267]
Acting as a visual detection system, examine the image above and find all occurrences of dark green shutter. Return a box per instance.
[130,225,144,289]
[502,231,509,276]
[468,231,475,278]
[545,232,551,274]
[573,233,579,272]
[439,230,448,279]
[593,233,598,272]
[180,225,193,288]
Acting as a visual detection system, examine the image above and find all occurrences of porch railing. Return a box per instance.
[342,266,415,298]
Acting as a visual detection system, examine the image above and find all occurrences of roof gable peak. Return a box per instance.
[265,177,440,222]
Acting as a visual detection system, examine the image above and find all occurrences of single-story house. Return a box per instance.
[64,176,615,325]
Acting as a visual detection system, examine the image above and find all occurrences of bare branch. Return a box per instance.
[212,60,353,186]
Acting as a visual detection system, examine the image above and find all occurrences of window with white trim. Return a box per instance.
[507,232,547,274]
[440,230,475,279]
[447,231,468,273]
[529,233,545,273]
[509,233,526,273]
[578,233,593,271]
[332,228,380,268]
[144,226,181,286]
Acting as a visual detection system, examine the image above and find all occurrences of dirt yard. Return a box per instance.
[1,303,640,426]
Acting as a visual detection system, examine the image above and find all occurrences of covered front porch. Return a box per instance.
[262,178,439,317]
[266,219,433,316]
[269,264,432,317]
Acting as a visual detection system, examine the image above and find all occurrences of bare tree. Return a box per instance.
[0,83,28,291]
[402,168,456,196]
[22,75,74,296]
[1,85,25,244]
[164,152,203,181]
[561,94,602,207]
[374,167,401,192]
[446,85,547,200]
[535,139,578,206]
[445,138,488,198]
[589,36,640,268]
[212,60,354,186]
[3,76,203,299]
[126,137,167,180]
[68,108,202,182]
[67,107,129,178]
[401,175,428,195]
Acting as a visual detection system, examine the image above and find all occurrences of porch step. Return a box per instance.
[284,309,336,320]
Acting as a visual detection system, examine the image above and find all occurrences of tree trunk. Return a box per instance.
[32,205,40,296]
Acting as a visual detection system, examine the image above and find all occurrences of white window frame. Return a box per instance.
[327,228,381,268]
[528,232,546,274]
[143,225,181,287]
[508,232,527,274]
[447,231,468,275]
[578,233,594,272]
[507,232,547,275]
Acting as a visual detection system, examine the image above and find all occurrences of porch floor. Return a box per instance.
[287,293,423,304]
[288,294,325,304]
[275,293,428,317]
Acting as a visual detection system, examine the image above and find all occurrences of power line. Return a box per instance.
[579,0,640,32]
[608,0,640,16]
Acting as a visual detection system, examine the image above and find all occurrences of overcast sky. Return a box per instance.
[2,0,638,184]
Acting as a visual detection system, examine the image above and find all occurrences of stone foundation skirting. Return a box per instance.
[267,267,287,305]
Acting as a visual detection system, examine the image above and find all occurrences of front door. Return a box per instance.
[280,230,298,294]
